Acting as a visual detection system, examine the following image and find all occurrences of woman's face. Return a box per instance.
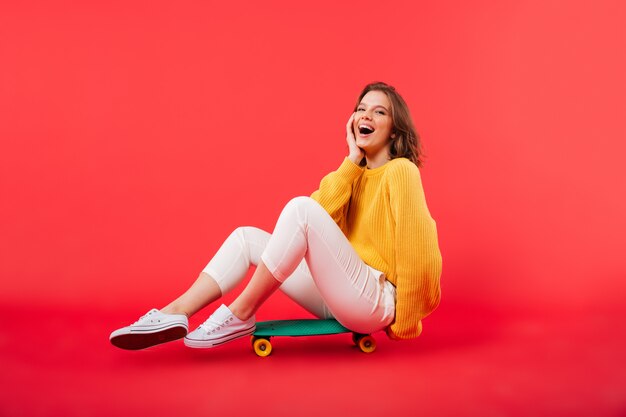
[353,90,394,156]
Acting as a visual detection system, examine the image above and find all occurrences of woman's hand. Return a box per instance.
[346,112,364,165]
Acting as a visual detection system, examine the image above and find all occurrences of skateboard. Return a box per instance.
[250,319,376,357]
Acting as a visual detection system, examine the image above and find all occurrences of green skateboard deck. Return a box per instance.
[250,319,376,356]
[254,319,350,337]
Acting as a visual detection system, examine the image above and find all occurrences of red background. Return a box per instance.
[1,1,625,416]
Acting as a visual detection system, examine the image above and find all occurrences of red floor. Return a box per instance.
[1,302,624,417]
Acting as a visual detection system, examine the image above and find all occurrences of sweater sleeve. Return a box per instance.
[386,160,442,339]
[310,157,363,231]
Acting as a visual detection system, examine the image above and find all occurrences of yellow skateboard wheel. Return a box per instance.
[253,337,273,357]
[357,335,376,353]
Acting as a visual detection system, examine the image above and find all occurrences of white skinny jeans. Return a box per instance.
[202,196,396,334]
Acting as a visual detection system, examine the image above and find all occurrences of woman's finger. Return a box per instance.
[346,112,356,137]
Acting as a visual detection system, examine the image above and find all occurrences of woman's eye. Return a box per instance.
[376,111,385,115]
[357,108,365,112]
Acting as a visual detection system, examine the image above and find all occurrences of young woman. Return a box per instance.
[110,82,442,350]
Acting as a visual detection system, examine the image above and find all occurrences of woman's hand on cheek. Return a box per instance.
[346,112,364,164]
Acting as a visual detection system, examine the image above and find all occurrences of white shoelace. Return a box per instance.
[132,308,158,325]
[199,317,229,333]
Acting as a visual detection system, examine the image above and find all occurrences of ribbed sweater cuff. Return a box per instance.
[336,157,364,182]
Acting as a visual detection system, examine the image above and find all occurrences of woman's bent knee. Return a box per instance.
[230,226,268,244]
[284,196,320,213]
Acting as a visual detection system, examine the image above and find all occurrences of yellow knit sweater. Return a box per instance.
[310,157,442,339]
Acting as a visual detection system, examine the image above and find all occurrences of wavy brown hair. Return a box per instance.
[354,82,424,168]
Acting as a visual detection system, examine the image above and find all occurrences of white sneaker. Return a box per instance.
[184,304,256,348]
[110,309,188,350]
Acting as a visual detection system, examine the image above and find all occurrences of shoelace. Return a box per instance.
[132,308,158,325]
[199,317,228,333]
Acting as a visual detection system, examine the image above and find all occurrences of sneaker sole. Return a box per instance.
[110,325,188,350]
[184,326,256,349]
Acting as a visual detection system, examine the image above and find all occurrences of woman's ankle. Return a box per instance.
[228,303,253,321]
[161,305,189,317]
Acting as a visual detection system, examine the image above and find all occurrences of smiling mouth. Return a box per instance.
[358,126,375,135]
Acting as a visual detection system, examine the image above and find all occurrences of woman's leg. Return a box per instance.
[159,226,268,318]
[111,224,331,350]
[161,272,222,317]
[229,197,395,334]
[111,227,264,350]
[163,226,332,319]
[183,224,339,348]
